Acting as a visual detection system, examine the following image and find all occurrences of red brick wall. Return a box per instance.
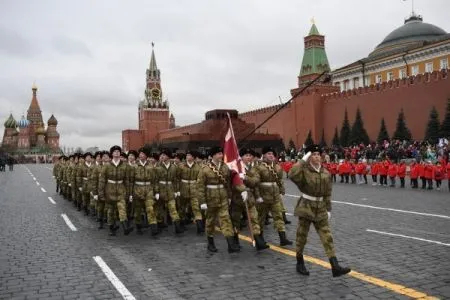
[139,109,170,144]
[122,129,143,152]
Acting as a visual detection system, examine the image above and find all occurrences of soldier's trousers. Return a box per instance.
[134,198,156,225]
[82,191,90,208]
[97,200,105,217]
[156,194,179,223]
[178,196,202,221]
[296,217,336,258]
[230,200,260,235]
[257,200,285,232]
[206,204,233,237]
[106,200,127,225]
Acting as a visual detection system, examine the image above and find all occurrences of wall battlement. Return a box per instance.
[238,104,283,118]
[322,69,448,101]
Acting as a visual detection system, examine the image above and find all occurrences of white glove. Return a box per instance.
[129,195,133,202]
[200,203,207,210]
[256,197,264,203]
[239,173,245,180]
[327,212,331,220]
[177,192,181,197]
[174,192,178,198]
[52,176,55,178]
[155,193,160,200]
[78,187,82,191]
[228,198,231,205]
[68,183,72,187]
[241,191,248,202]
[302,151,312,162]
[93,195,98,201]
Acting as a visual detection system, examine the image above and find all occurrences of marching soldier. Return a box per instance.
[98,146,134,236]
[176,150,204,233]
[87,151,102,217]
[126,150,138,224]
[197,146,240,253]
[53,156,61,193]
[76,152,94,215]
[254,147,292,246]
[149,153,159,168]
[131,147,159,236]
[66,154,76,201]
[90,151,110,229]
[230,148,269,251]
[288,144,351,277]
[153,148,183,234]
[73,153,84,211]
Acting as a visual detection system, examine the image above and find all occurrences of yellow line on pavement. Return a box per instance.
[237,234,438,300]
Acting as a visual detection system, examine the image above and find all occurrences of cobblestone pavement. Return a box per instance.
[1,165,449,299]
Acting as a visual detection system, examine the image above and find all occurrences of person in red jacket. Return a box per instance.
[446,161,450,191]
[424,160,434,190]
[397,160,407,188]
[434,161,445,190]
[378,159,388,186]
[350,159,356,184]
[370,161,379,186]
[362,159,368,184]
[418,161,426,189]
[388,162,398,187]
[329,162,338,183]
[355,160,365,184]
[409,161,419,189]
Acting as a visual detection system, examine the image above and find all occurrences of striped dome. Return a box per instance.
[18,115,30,128]
[4,113,17,128]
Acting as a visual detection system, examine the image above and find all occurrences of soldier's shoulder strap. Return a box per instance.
[206,161,226,184]
[261,161,282,188]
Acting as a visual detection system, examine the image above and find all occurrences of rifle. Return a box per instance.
[243,199,255,247]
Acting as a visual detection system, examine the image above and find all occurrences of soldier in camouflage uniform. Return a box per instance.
[176,150,204,233]
[76,152,94,215]
[154,149,183,234]
[87,151,102,217]
[149,153,159,168]
[197,146,240,253]
[230,148,269,251]
[90,151,109,229]
[126,150,138,224]
[288,144,351,277]
[98,145,134,236]
[130,147,159,236]
[53,156,61,193]
[74,154,85,211]
[254,147,292,246]
[67,154,77,202]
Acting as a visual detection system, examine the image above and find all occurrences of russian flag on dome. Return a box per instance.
[223,113,245,186]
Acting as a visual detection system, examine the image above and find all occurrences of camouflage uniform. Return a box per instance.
[176,161,202,224]
[288,160,335,257]
[76,161,94,215]
[89,161,105,227]
[154,162,181,229]
[131,160,158,235]
[53,160,61,193]
[98,159,132,235]
[126,162,137,222]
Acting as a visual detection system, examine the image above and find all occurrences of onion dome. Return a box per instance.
[36,124,46,135]
[18,115,30,128]
[4,113,17,128]
[47,114,58,126]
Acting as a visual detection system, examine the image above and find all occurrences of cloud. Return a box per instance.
[51,36,92,57]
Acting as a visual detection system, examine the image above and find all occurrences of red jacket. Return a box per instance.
[417,164,425,178]
[410,163,419,179]
[446,163,450,179]
[434,165,445,180]
[370,163,379,175]
[355,163,365,175]
[397,163,406,178]
[424,165,434,180]
[388,164,398,178]
[378,161,389,176]
[329,163,338,175]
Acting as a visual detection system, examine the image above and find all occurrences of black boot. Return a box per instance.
[98,214,104,229]
[121,221,134,236]
[296,254,309,275]
[109,224,116,236]
[254,234,269,251]
[329,257,351,277]
[174,221,184,234]
[180,220,186,231]
[234,233,241,249]
[196,220,204,234]
[207,236,218,252]
[264,215,270,225]
[226,236,240,253]
[278,231,293,246]
[136,224,143,235]
[84,205,89,216]
[150,223,159,236]
[282,212,291,224]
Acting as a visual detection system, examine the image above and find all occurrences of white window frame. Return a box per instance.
[411,65,419,76]
[353,77,360,89]
[387,72,394,81]
[440,58,448,70]
[365,76,371,86]
[425,62,433,73]
[399,68,407,79]
[375,74,382,84]
[343,80,349,91]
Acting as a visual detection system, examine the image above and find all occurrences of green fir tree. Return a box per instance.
[319,128,327,148]
[332,127,340,146]
[392,108,412,141]
[424,106,441,144]
[350,107,370,145]
[340,108,351,147]
[377,118,390,143]
[440,99,450,138]
[304,130,314,147]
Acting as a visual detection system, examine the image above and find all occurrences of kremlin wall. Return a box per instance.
[123,13,450,152]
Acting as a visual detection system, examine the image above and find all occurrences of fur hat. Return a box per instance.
[173,152,185,160]
[83,152,93,159]
[209,146,223,156]
[151,152,160,160]
[239,148,254,157]
[94,151,102,159]
[128,150,138,158]
[160,148,172,158]
[110,145,122,154]
[305,144,323,154]
[138,147,150,157]
[262,146,275,155]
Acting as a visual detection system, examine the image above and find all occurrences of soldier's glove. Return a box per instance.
[129,195,133,202]
[256,197,264,203]
[176,192,181,197]
[302,151,312,162]
[90,192,94,197]
[239,173,245,180]
[78,187,82,191]
[155,193,160,200]
[200,203,207,210]
[68,183,72,187]
[241,191,248,202]
[93,195,98,201]
[327,212,331,220]
[52,176,55,178]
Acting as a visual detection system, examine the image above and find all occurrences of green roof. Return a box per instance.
[309,23,320,35]
[300,23,330,77]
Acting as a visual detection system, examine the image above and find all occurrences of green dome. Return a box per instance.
[4,113,17,128]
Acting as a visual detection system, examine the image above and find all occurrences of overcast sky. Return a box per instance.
[1,0,448,150]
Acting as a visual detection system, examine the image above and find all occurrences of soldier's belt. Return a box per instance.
[83,177,88,181]
[206,184,224,189]
[135,181,151,186]
[107,179,123,184]
[260,182,277,186]
[302,193,323,201]
[181,179,196,184]
[159,181,172,184]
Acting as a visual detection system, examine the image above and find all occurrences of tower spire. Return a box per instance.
[149,42,158,76]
